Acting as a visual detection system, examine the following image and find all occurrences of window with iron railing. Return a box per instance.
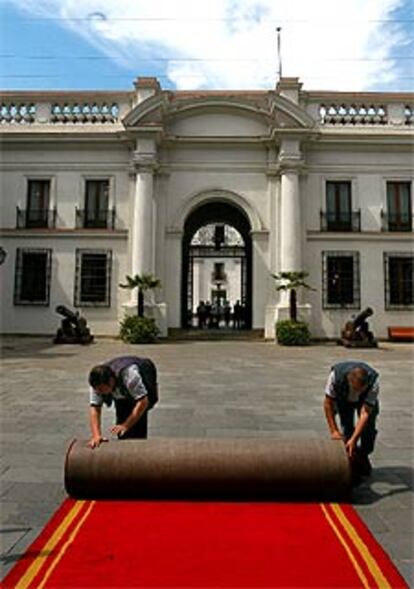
[322,251,360,309]
[74,249,112,307]
[14,248,52,305]
[322,181,360,231]
[77,179,114,229]
[382,182,412,232]
[17,179,56,228]
[384,253,414,309]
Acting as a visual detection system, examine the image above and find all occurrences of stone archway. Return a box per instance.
[181,200,253,329]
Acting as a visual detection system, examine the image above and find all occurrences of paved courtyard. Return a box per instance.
[1,337,413,584]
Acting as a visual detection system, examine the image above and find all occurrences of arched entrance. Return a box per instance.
[181,201,252,329]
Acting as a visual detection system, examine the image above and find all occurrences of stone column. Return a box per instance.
[274,139,311,327]
[278,137,303,272]
[280,164,302,272]
[131,152,158,279]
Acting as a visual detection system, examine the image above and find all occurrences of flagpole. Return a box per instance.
[276,27,282,80]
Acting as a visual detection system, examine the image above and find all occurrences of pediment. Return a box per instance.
[122,91,315,133]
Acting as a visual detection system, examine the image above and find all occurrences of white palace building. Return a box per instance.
[0,77,413,339]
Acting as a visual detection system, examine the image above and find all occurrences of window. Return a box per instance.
[322,251,360,309]
[213,262,226,281]
[14,248,52,305]
[80,180,111,229]
[384,253,414,308]
[385,182,412,231]
[75,249,112,306]
[21,180,51,228]
[322,181,359,232]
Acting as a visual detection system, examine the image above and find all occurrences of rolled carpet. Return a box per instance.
[65,437,351,501]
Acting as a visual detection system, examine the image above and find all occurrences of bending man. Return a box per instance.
[324,360,379,476]
[88,355,158,448]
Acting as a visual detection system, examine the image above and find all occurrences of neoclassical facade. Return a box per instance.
[0,77,413,338]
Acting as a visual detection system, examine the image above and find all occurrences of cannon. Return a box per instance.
[53,305,94,345]
[338,307,377,348]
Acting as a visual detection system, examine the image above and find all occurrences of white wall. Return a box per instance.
[0,141,131,335]
[1,105,413,338]
[302,144,414,339]
[0,235,128,335]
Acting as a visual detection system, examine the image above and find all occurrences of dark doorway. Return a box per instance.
[181,201,252,329]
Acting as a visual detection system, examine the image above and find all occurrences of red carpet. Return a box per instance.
[3,500,407,588]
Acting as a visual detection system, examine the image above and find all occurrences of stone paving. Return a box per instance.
[1,337,413,584]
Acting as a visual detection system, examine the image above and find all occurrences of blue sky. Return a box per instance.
[0,0,413,92]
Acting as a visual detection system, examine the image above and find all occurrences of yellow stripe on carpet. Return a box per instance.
[321,504,370,589]
[15,501,87,589]
[37,501,95,589]
[331,503,392,589]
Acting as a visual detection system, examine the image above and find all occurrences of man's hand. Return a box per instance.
[88,436,108,449]
[330,430,343,441]
[345,438,357,458]
[111,424,128,437]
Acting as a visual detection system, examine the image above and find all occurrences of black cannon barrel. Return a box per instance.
[55,305,79,323]
[352,307,373,328]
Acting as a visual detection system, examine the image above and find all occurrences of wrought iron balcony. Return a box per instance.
[381,210,413,232]
[320,210,361,232]
[75,208,116,229]
[16,207,57,229]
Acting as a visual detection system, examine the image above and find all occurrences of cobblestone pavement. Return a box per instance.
[1,337,413,584]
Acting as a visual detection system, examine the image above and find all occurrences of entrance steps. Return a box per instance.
[168,328,264,341]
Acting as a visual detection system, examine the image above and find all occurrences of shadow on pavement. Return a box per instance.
[352,465,413,505]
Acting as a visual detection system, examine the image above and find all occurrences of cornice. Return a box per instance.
[307,231,414,243]
[0,229,128,239]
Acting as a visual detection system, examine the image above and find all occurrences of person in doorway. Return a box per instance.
[87,355,158,448]
[205,301,212,328]
[233,300,242,329]
[323,361,379,477]
[224,301,232,328]
[197,301,206,329]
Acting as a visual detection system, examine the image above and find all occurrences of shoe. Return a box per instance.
[351,465,362,486]
[354,450,372,477]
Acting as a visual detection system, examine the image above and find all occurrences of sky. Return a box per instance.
[0,0,413,92]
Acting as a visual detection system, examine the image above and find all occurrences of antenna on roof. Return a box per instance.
[276,27,282,80]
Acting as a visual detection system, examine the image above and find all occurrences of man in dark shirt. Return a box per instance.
[88,356,158,448]
[324,360,379,476]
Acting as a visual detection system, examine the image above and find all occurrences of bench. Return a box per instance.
[388,326,414,342]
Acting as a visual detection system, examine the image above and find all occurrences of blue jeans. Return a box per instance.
[336,401,379,455]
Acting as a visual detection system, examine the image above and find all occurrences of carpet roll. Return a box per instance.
[65,438,351,500]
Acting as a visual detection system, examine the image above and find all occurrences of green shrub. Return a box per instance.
[276,320,311,346]
[120,315,159,344]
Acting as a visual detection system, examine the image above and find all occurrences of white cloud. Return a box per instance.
[8,0,407,90]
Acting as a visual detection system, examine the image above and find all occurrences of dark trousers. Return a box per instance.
[336,400,379,455]
[115,399,148,439]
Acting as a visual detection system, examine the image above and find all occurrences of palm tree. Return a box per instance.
[272,271,315,322]
[119,273,161,318]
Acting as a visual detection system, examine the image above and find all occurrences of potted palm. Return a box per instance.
[272,271,315,345]
[119,273,161,343]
